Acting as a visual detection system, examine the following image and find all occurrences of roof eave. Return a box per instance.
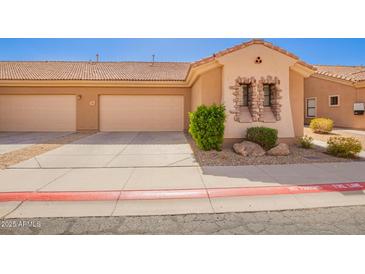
[311,73,357,87]
[0,79,189,88]
[191,39,314,71]
[355,80,365,88]
[186,61,222,86]
[290,62,316,78]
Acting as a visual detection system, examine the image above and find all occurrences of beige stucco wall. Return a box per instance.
[191,67,222,111]
[304,76,365,129]
[191,79,202,112]
[289,69,304,137]
[218,44,297,139]
[0,86,191,131]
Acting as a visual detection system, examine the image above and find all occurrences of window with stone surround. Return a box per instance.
[230,76,282,123]
[229,77,256,123]
[240,84,250,107]
[263,84,273,107]
[259,76,282,121]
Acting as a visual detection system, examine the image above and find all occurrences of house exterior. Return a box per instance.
[304,65,365,129]
[0,39,315,144]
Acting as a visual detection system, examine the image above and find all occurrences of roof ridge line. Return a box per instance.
[191,39,314,70]
[0,60,192,64]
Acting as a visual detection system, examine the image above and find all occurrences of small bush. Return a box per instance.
[189,104,226,151]
[299,135,313,149]
[309,118,334,133]
[327,136,362,158]
[246,127,278,150]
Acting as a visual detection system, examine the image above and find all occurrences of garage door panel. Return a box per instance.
[100,95,184,131]
[0,95,76,131]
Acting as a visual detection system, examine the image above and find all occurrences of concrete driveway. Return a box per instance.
[3,131,365,219]
[11,132,198,168]
[0,132,72,155]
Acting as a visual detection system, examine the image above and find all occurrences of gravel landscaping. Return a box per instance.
[186,134,361,166]
[0,131,95,169]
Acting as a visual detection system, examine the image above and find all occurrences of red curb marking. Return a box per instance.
[118,189,207,200]
[0,191,120,202]
[0,182,364,202]
[207,182,365,198]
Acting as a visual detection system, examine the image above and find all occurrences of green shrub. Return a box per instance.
[298,135,313,149]
[189,104,226,151]
[327,136,362,158]
[246,127,278,150]
[309,118,334,133]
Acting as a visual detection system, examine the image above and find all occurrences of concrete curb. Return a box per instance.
[1,182,365,202]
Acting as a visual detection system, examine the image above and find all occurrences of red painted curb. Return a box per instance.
[207,182,365,198]
[0,182,365,202]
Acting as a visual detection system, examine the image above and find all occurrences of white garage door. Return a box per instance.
[100,95,184,131]
[0,95,76,131]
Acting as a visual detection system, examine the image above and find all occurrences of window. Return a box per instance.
[306,98,317,118]
[263,84,273,107]
[329,95,340,107]
[240,84,250,106]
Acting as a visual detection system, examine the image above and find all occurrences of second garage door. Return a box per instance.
[100,95,184,131]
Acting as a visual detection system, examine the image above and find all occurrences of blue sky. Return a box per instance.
[0,39,364,65]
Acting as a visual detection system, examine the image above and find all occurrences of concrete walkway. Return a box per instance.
[333,128,365,137]
[1,161,365,218]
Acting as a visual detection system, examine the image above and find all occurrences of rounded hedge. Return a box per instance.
[309,118,334,134]
[189,104,226,151]
[246,127,278,150]
[327,136,362,158]
[299,135,313,149]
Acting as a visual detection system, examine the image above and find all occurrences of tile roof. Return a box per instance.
[315,65,365,82]
[5,40,365,83]
[192,39,315,70]
[0,61,191,81]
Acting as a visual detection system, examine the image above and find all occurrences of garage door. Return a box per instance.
[100,95,184,131]
[0,95,76,131]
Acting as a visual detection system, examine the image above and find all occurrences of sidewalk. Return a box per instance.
[1,161,365,218]
[334,128,365,137]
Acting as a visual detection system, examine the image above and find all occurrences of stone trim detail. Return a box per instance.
[229,77,256,122]
[259,76,282,121]
[254,79,265,122]
[230,75,282,122]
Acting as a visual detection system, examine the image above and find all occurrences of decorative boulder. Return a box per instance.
[267,143,290,156]
[233,141,266,157]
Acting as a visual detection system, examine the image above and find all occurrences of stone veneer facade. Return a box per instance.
[230,75,282,122]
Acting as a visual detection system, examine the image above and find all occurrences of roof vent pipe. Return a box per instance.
[151,54,155,66]
[96,53,99,63]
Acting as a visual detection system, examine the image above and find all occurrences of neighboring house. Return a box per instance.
[305,65,365,129]
[0,39,315,144]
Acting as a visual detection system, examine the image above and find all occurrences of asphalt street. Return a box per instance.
[1,205,365,235]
